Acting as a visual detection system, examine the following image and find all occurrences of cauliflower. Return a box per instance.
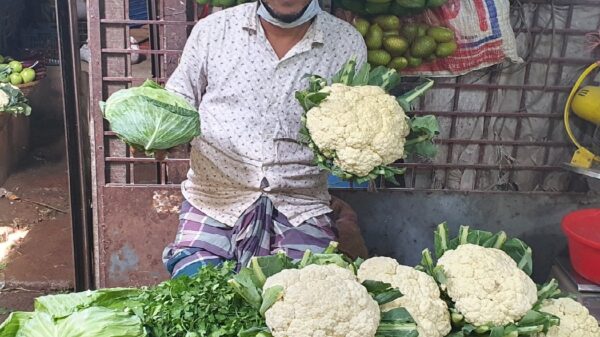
[534,298,600,337]
[296,58,438,183]
[306,84,410,177]
[357,256,451,337]
[437,243,538,327]
[0,83,31,116]
[263,264,381,337]
[0,89,9,110]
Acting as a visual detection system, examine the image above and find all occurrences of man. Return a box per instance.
[162,0,367,278]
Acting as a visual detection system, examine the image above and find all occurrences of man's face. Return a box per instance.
[260,0,313,23]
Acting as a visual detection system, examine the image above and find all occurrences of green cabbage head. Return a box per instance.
[100,80,200,154]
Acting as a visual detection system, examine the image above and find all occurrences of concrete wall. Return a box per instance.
[332,190,600,283]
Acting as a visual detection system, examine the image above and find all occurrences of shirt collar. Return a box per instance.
[242,3,325,45]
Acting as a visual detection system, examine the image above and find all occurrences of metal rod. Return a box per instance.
[147,0,161,78]
[540,3,576,187]
[410,111,564,119]
[101,18,195,24]
[55,0,95,291]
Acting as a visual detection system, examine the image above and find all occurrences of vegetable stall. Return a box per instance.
[4,0,600,336]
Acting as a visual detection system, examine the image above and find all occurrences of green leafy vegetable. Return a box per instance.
[100,80,200,155]
[136,261,264,337]
[0,83,31,116]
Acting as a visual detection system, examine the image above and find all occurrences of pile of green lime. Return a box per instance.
[0,55,36,86]
[354,16,458,72]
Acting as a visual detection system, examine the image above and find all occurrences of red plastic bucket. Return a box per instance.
[561,209,600,284]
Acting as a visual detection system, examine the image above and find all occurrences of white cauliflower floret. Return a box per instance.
[306,83,410,177]
[263,264,381,337]
[437,244,538,327]
[534,297,600,337]
[0,89,9,110]
[358,256,451,337]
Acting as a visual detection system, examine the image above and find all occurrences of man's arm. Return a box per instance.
[165,22,209,108]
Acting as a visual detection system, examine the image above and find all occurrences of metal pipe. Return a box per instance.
[55,0,95,290]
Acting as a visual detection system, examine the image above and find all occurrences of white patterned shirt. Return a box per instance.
[166,3,367,227]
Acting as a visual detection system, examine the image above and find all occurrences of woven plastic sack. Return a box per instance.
[400,0,522,77]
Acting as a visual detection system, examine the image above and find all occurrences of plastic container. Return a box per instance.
[561,209,600,284]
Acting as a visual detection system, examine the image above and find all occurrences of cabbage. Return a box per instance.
[100,80,200,154]
[13,308,145,337]
[0,289,145,337]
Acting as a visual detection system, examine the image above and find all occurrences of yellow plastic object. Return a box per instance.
[564,62,600,169]
[571,86,600,125]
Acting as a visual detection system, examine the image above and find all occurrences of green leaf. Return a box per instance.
[381,308,415,323]
[239,327,272,337]
[362,280,394,293]
[434,222,450,259]
[302,92,329,110]
[419,248,436,276]
[352,63,371,86]
[331,57,357,84]
[251,252,294,286]
[0,312,34,337]
[259,286,284,316]
[375,320,419,337]
[300,253,352,270]
[489,326,505,337]
[465,229,494,246]
[457,225,470,245]
[535,279,563,305]
[432,266,447,285]
[363,280,403,305]
[503,238,533,276]
[295,91,310,111]
[397,78,434,111]
[308,75,327,92]
[368,66,401,91]
[481,231,507,248]
[229,273,263,309]
[409,115,439,136]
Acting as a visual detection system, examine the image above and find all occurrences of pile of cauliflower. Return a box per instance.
[230,225,600,337]
[296,58,438,183]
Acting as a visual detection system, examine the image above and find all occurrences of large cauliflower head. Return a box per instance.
[437,244,538,327]
[534,298,600,337]
[263,264,381,337]
[305,83,410,177]
[357,256,451,337]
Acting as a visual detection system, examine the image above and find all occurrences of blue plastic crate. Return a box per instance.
[327,175,369,189]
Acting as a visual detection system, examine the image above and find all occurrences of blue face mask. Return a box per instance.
[257,0,321,29]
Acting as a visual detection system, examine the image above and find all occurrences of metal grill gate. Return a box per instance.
[87,0,600,287]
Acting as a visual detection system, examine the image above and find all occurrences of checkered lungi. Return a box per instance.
[162,196,338,278]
